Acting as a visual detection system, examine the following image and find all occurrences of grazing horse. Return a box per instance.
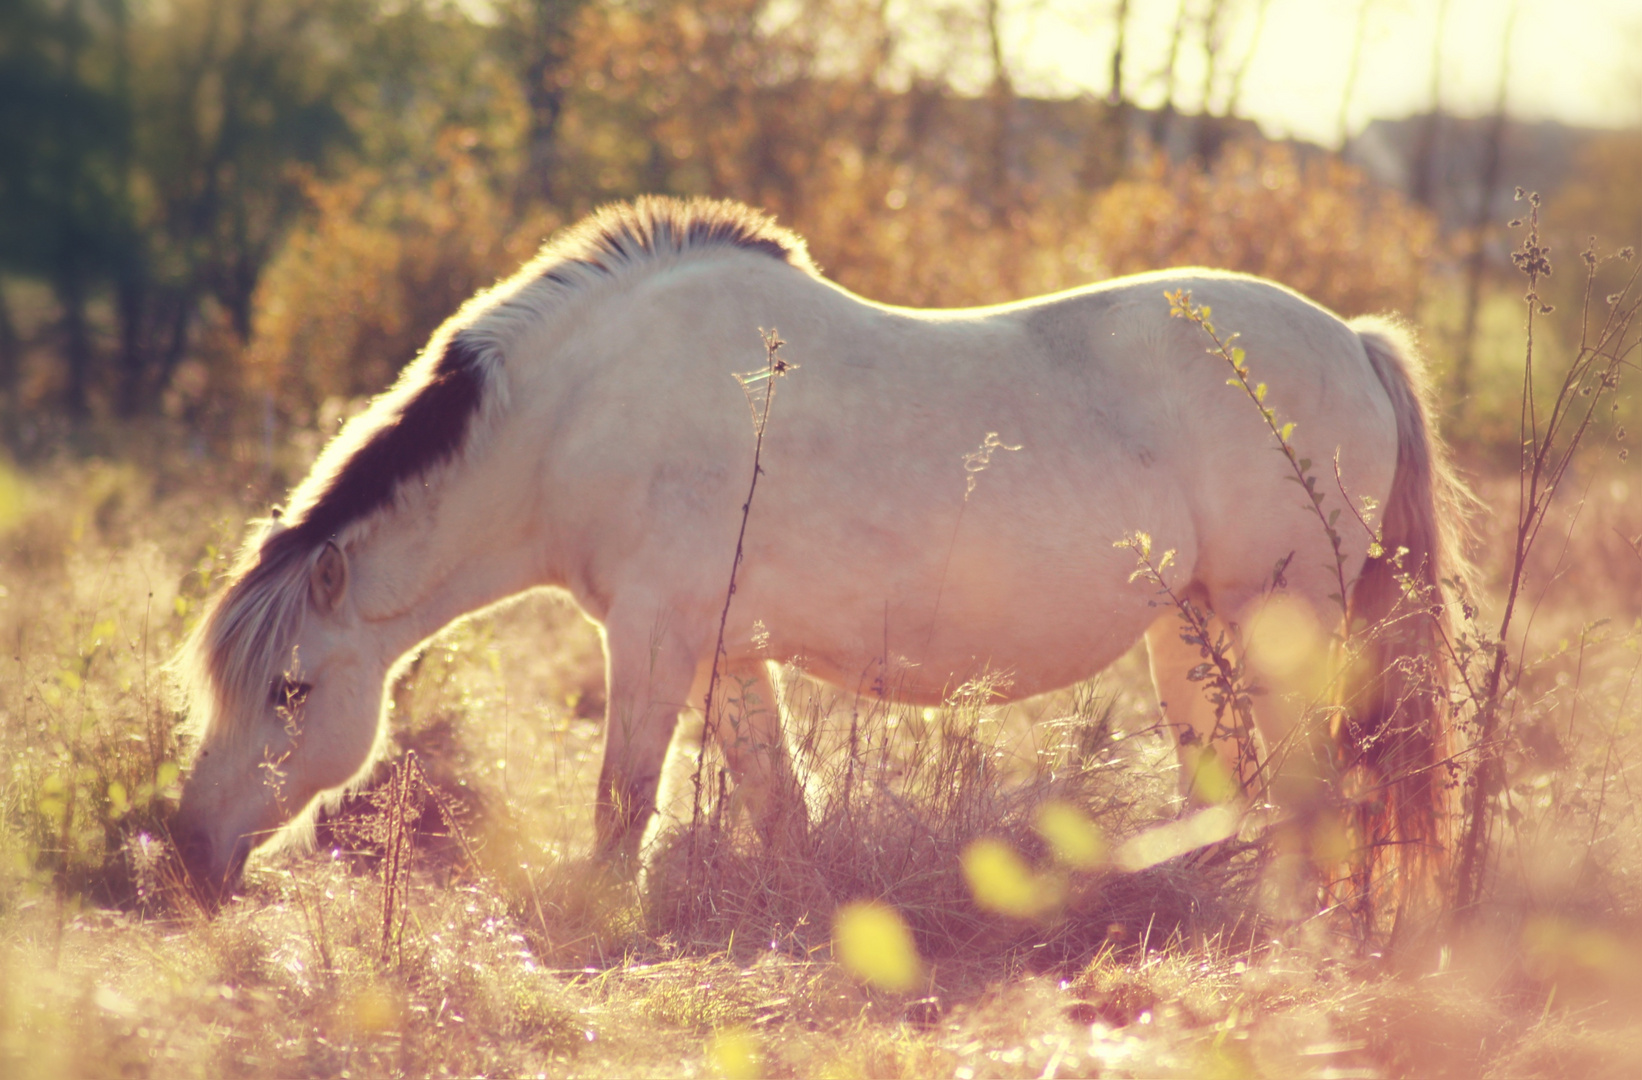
[173,196,1465,899]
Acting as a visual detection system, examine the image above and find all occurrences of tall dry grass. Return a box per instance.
[1,130,1640,1075]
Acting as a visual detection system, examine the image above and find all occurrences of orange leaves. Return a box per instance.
[1095,143,1437,318]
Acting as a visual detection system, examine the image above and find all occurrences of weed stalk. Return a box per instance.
[1452,193,1640,911]
[689,330,794,865]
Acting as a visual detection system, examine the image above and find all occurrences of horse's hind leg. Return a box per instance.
[1144,588,1266,805]
[711,660,807,845]
[595,614,701,863]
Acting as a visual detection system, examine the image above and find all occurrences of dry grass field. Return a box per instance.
[1,231,1639,1079]
[5,0,1640,1072]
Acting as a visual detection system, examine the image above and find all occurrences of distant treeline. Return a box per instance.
[1,0,1636,429]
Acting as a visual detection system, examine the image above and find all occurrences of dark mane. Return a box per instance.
[243,199,811,569]
[273,333,485,558]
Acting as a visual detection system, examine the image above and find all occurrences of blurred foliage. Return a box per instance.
[247,133,557,408]
[1,0,1636,461]
[0,455,222,907]
[0,0,372,416]
[0,0,522,419]
[1092,142,1439,317]
[0,0,1496,442]
[1553,131,1642,260]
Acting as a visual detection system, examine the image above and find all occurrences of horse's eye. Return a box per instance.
[269,677,312,710]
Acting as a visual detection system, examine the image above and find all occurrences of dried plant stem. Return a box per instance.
[1454,195,1640,911]
[380,752,417,964]
[689,330,793,857]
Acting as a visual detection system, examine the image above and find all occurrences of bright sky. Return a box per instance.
[994,0,1641,146]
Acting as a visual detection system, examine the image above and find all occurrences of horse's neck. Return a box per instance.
[350,452,550,658]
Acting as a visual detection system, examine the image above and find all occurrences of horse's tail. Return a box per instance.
[1344,317,1472,908]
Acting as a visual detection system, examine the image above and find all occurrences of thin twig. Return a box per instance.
[689,330,794,859]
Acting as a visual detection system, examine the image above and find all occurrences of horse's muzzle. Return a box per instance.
[171,822,248,912]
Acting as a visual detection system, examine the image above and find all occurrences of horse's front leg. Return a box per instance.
[711,660,807,845]
[595,612,701,863]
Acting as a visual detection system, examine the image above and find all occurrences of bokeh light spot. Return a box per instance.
[1035,801,1107,870]
[832,900,922,992]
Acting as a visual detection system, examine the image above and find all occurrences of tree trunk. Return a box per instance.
[1409,0,1451,207]
[516,0,585,209]
[1193,0,1229,160]
[58,266,93,418]
[984,0,1013,224]
[1091,0,1131,184]
[116,270,148,417]
[0,281,18,406]
[1107,0,1129,107]
[1336,0,1373,148]
[1452,0,1518,412]
[1225,0,1271,119]
[1152,0,1189,148]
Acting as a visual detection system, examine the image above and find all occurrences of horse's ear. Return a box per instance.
[310,542,348,613]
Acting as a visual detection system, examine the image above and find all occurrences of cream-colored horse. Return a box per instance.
[173,196,1464,898]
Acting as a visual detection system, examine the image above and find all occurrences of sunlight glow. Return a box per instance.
[1113,805,1240,871]
[997,0,1640,146]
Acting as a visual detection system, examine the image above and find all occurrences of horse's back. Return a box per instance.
[547,258,1400,696]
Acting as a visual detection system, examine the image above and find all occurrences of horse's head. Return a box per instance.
[173,536,385,904]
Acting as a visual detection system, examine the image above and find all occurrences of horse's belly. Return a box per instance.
[755,564,1160,705]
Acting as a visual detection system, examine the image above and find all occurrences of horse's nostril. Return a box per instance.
[173,824,232,911]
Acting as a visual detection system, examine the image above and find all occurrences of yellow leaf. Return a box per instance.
[0,460,25,533]
[341,984,400,1034]
[38,795,66,823]
[1186,748,1240,806]
[1244,598,1327,699]
[1035,802,1107,870]
[962,838,1055,917]
[1114,805,1240,872]
[709,1028,763,1080]
[1195,1039,1259,1080]
[832,901,922,992]
[1523,915,1624,977]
